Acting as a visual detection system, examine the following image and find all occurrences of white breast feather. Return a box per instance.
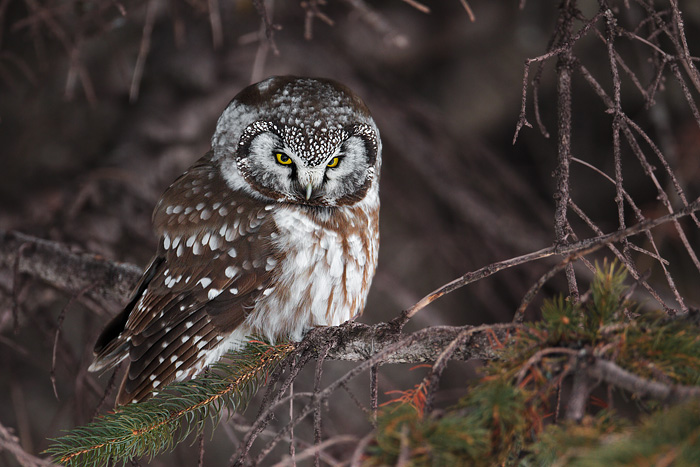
[244,202,374,342]
[189,190,379,382]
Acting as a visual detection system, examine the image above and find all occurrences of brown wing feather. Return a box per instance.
[91,154,280,405]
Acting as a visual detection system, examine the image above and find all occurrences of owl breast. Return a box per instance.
[244,191,380,342]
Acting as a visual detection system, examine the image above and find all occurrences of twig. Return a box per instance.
[252,0,280,55]
[587,358,700,402]
[604,9,626,234]
[239,345,316,465]
[208,0,223,48]
[90,364,121,420]
[423,326,475,414]
[370,364,378,426]
[349,431,375,467]
[515,259,573,323]
[396,424,410,466]
[51,283,94,400]
[0,421,56,467]
[669,0,700,95]
[271,435,357,467]
[288,382,295,464]
[566,362,595,421]
[568,199,672,313]
[129,0,157,102]
[397,197,700,327]
[400,0,429,14]
[458,0,475,22]
[197,432,205,467]
[340,0,409,48]
[301,0,334,40]
[11,242,31,334]
[513,9,606,143]
[516,347,579,386]
[313,343,331,467]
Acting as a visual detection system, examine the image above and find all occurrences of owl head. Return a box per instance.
[211,76,381,207]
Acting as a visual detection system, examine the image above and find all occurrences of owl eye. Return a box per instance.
[327,156,341,168]
[275,152,293,166]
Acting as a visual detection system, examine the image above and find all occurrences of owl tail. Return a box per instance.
[88,338,129,373]
[88,306,131,372]
[88,256,164,372]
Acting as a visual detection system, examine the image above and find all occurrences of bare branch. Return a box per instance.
[130,0,157,102]
[0,421,57,467]
[588,358,700,402]
[340,0,409,48]
[271,435,357,467]
[399,197,700,325]
[0,229,141,304]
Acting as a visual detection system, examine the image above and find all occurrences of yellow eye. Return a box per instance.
[327,157,340,168]
[275,153,292,165]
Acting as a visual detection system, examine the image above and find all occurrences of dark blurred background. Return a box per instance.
[1,0,699,465]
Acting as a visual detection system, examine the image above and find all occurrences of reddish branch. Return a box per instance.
[396,196,700,326]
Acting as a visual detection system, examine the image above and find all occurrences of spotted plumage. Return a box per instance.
[89,76,382,405]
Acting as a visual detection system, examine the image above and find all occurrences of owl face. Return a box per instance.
[211,76,381,207]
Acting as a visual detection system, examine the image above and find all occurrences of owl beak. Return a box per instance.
[298,168,324,202]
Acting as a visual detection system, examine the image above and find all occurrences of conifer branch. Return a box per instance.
[46,340,294,466]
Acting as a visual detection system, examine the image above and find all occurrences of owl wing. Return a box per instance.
[90,154,280,405]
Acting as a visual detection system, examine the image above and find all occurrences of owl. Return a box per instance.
[88,76,381,405]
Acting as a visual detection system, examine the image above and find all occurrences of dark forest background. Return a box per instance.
[1,0,700,465]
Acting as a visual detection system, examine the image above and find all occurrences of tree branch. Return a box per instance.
[397,196,700,326]
[0,229,141,303]
[587,358,700,402]
[0,421,57,467]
